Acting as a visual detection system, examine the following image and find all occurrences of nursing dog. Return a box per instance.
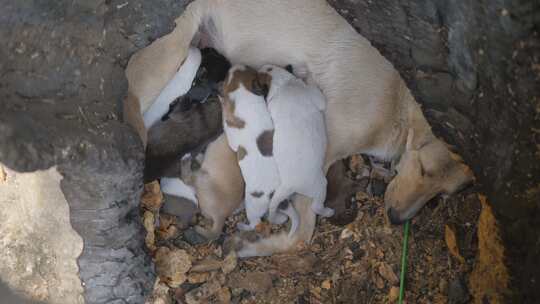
[125,0,474,257]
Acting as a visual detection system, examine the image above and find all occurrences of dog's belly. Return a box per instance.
[207,0,404,166]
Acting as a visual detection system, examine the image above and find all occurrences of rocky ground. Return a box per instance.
[141,154,492,304]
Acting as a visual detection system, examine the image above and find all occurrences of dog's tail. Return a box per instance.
[236,195,316,258]
[125,0,215,113]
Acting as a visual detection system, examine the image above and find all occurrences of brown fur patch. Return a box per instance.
[222,66,272,98]
[251,191,264,198]
[237,145,247,161]
[256,129,274,157]
[221,97,246,129]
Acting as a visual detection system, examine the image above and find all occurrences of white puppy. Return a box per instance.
[220,65,299,235]
[258,64,333,222]
[143,47,201,129]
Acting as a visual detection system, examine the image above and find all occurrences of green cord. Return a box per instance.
[398,220,410,304]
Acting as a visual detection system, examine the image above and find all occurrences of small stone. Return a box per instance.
[272,252,318,275]
[374,274,385,289]
[216,287,231,304]
[185,274,224,304]
[221,251,237,274]
[141,181,163,211]
[227,272,273,293]
[183,228,208,245]
[190,258,223,273]
[155,247,192,288]
[143,211,156,251]
[321,280,332,290]
[187,272,210,284]
[378,263,398,285]
[340,228,354,239]
[388,286,399,302]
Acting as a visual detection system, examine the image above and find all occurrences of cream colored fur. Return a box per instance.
[125,0,473,257]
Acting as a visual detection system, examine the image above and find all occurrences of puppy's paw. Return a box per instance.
[313,206,335,218]
[236,222,255,231]
[269,212,288,225]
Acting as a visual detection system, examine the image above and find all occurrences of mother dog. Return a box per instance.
[126,0,474,257]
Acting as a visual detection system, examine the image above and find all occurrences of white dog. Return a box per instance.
[258,64,333,222]
[125,0,474,257]
[220,65,299,235]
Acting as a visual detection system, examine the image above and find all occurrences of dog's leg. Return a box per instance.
[195,215,225,241]
[278,200,300,237]
[309,177,334,217]
[267,187,292,224]
[235,194,315,258]
[237,198,261,231]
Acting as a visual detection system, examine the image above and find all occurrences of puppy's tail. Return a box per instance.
[236,195,316,258]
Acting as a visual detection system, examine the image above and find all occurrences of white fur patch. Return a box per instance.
[143,47,202,129]
[160,177,198,206]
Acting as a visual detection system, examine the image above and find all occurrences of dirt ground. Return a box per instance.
[141,153,484,304]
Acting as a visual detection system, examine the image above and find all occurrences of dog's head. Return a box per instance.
[384,129,474,224]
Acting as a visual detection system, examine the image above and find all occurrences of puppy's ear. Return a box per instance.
[285,64,293,73]
[252,75,270,99]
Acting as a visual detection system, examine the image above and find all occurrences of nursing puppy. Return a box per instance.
[260,64,333,222]
[189,134,245,240]
[220,65,299,235]
[126,0,474,257]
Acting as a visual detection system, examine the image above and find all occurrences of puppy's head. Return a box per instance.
[384,129,474,224]
[219,65,272,129]
[221,65,271,99]
[259,64,296,95]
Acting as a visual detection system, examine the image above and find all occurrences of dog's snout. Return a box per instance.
[387,208,405,225]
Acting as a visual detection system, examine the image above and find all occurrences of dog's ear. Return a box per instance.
[285,64,293,73]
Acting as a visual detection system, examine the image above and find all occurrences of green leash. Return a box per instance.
[398,220,410,304]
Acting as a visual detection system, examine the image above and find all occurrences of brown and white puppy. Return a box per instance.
[126,0,474,257]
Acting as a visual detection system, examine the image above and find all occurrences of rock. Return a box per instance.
[272,253,318,275]
[388,286,399,302]
[161,194,198,228]
[145,280,172,304]
[141,181,164,212]
[216,287,232,304]
[187,272,210,284]
[448,277,469,304]
[321,280,332,290]
[190,258,223,273]
[185,274,224,304]
[143,211,157,251]
[227,272,273,294]
[221,251,237,274]
[155,247,192,288]
[378,263,399,285]
[184,228,209,246]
